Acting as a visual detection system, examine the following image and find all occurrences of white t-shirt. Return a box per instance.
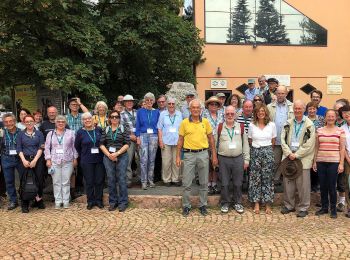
[248,122,277,148]
[341,124,350,155]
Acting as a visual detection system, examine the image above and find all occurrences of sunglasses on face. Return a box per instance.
[110,116,120,119]
[254,99,261,101]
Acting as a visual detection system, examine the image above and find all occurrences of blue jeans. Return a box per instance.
[1,155,21,203]
[103,153,129,207]
[139,133,158,184]
[317,162,338,212]
[80,162,105,205]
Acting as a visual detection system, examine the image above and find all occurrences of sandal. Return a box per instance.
[253,203,260,214]
[265,207,272,214]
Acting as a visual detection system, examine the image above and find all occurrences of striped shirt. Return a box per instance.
[66,113,83,133]
[236,114,252,134]
[316,127,345,163]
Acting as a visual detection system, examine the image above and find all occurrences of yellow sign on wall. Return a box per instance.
[14,85,37,113]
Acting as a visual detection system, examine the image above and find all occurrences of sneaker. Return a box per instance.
[55,203,61,210]
[315,208,328,216]
[234,204,244,214]
[8,202,18,211]
[337,203,345,212]
[199,206,208,216]
[149,182,156,188]
[221,205,229,213]
[142,183,148,190]
[297,211,308,218]
[63,203,70,209]
[280,206,295,214]
[182,207,191,217]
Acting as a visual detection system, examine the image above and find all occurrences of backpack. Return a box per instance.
[19,168,38,201]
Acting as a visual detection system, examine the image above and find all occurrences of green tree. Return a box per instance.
[227,0,252,44]
[0,0,203,104]
[0,0,110,102]
[96,0,203,101]
[300,17,327,45]
[254,0,289,44]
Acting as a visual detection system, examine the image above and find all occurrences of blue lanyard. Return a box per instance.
[55,130,65,145]
[225,127,235,141]
[209,112,218,127]
[168,114,176,126]
[147,110,153,127]
[109,127,119,142]
[294,120,304,138]
[5,129,18,147]
[85,129,96,146]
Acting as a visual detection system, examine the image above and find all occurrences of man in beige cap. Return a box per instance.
[120,94,138,187]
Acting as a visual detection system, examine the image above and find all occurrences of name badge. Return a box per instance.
[109,147,116,153]
[56,149,64,154]
[169,127,177,133]
[291,142,299,148]
[132,128,136,132]
[147,128,154,134]
[91,148,99,154]
[229,143,237,149]
[9,149,17,155]
[234,130,240,135]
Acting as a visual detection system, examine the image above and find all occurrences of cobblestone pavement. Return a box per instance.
[0,203,349,259]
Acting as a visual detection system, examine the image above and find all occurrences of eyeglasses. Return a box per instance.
[110,116,120,119]
[168,103,175,105]
[209,103,219,106]
[70,103,79,106]
[25,121,34,125]
[225,113,235,116]
[56,121,66,124]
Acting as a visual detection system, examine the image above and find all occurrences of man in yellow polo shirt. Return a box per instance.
[176,99,218,217]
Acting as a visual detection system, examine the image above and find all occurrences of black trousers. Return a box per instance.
[80,162,105,205]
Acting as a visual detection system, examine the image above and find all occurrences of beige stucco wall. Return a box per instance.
[194,0,350,107]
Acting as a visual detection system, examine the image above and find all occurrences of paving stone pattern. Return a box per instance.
[0,202,349,259]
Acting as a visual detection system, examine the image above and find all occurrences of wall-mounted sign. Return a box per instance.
[327,75,342,95]
[15,85,37,113]
[265,75,291,86]
[211,79,227,89]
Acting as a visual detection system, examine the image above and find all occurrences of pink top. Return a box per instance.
[316,127,345,163]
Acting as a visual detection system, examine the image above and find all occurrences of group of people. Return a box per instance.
[0,77,349,220]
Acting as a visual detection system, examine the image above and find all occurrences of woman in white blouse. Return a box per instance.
[248,103,276,214]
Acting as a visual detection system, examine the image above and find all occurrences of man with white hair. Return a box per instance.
[267,86,294,183]
[176,99,218,217]
[0,113,22,210]
[280,100,315,217]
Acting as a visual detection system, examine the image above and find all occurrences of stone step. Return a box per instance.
[75,192,321,209]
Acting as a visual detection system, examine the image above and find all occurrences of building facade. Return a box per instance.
[194,0,350,107]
